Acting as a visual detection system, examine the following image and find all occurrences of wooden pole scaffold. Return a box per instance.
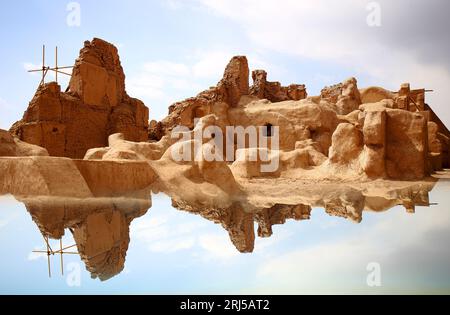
[32,233,79,278]
[27,45,73,88]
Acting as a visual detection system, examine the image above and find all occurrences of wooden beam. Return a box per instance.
[48,66,73,70]
[60,238,64,276]
[45,236,51,278]
[42,45,45,83]
[38,67,49,87]
[53,244,77,253]
[55,46,58,84]
[42,234,53,253]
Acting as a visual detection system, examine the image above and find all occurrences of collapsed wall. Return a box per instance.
[10,38,149,159]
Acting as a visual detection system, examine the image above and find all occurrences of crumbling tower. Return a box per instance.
[10,38,149,158]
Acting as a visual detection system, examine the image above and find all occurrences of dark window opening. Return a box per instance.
[263,123,273,137]
[52,128,58,133]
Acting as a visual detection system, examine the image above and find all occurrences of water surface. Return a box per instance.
[0,178,449,294]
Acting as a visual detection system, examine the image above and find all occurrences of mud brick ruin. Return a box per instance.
[10,38,149,158]
[3,38,449,180]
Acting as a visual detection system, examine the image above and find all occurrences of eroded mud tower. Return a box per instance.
[10,38,149,158]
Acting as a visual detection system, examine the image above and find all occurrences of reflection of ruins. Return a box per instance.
[3,176,439,281]
[167,179,438,253]
[0,36,447,281]
[20,196,151,281]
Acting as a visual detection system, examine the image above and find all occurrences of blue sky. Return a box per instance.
[1,0,449,130]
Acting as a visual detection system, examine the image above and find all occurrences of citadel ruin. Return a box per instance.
[1,38,449,280]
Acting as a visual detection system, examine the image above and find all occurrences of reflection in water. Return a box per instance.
[20,196,151,281]
[3,179,439,281]
[171,180,437,253]
[30,234,78,278]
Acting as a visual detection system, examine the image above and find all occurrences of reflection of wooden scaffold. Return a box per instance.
[402,184,438,213]
[32,229,78,278]
[27,45,73,88]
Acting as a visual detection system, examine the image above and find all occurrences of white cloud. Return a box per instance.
[256,200,450,293]
[253,228,294,256]
[126,50,274,121]
[27,247,47,261]
[148,237,196,253]
[144,61,191,77]
[126,56,213,121]
[191,51,232,79]
[131,201,240,259]
[23,62,54,80]
[127,73,166,99]
[197,0,368,61]
[23,62,41,73]
[23,62,72,86]
[127,60,203,120]
[193,0,450,127]
[132,211,206,253]
[198,233,239,259]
